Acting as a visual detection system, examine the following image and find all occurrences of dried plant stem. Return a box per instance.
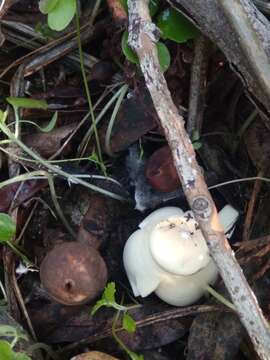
[127,1,270,358]
[187,35,210,136]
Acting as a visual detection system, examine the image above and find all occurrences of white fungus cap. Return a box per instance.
[123,205,239,306]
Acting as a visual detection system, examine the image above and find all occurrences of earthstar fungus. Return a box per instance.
[40,242,107,305]
[123,205,239,306]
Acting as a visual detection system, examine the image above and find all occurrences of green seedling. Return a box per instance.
[91,282,143,360]
[91,282,133,314]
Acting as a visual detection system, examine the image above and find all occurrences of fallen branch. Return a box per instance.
[127,1,270,359]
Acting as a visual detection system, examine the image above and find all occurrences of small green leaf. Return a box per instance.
[40,111,58,132]
[157,8,199,43]
[6,97,48,110]
[121,31,139,65]
[123,313,136,333]
[121,31,170,72]
[156,42,170,72]
[88,152,101,165]
[91,282,131,315]
[0,340,15,359]
[47,0,76,31]
[0,340,31,360]
[39,0,59,14]
[91,282,116,315]
[103,282,116,303]
[0,213,16,243]
[35,22,56,38]
[91,299,106,315]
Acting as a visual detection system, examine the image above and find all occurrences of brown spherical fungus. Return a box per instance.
[145,145,180,193]
[40,242,107,305]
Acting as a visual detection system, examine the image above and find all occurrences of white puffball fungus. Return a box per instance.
[123,205,239,306]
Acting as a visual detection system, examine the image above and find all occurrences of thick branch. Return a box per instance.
[127,1,270,359]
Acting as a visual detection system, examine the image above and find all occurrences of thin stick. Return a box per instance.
[187,35,210,136]
[242,170,263,242]
[127,1,270,358]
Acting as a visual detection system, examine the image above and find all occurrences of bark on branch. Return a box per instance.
[127,1,270,359]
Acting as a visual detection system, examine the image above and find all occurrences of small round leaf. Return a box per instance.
[39,0,59,14]
[48,0,76,31]
[157,8,199,43]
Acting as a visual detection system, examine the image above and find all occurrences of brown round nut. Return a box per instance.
[40,242,107,305]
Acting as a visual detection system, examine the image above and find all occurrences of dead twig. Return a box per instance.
[127,1,270,358]
[187,35,210,136]
[243,170,264,242]
[58,304,226,354]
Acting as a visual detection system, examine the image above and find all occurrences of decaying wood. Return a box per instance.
[169,0,270,118]
[127,1,270,359]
